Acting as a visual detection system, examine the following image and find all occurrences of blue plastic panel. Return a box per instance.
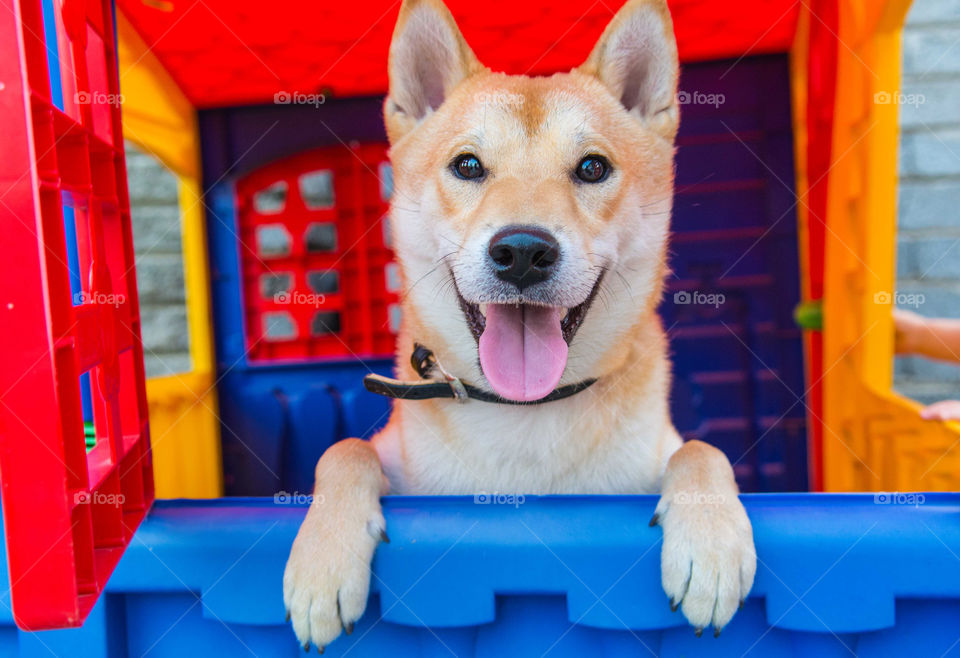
[1,495,958,656]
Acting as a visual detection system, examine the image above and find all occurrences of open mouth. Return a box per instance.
[456,273,604,402]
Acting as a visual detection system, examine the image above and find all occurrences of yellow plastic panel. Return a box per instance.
[118,12,222,498]
[146,373,223,498]
[116,13,198,179]
[821,0,960,491]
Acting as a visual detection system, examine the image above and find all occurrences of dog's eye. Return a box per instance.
[452,154,485,180]
[575,155,610,183]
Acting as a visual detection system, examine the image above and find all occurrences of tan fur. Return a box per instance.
[284,0,756,649]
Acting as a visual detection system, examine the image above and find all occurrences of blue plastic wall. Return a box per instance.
[202,54,805,495]
[2,494,958,656]
[664,56,806,492]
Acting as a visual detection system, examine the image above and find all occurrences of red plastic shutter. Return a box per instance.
[237,144,399,362]
[0,0,154,629]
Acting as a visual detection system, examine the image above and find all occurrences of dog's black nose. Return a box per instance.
[487,226,560,290]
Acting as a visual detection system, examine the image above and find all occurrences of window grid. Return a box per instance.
[236,144,399,361]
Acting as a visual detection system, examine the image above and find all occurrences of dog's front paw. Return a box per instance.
[652,487,756,636]
[283,495,387,652]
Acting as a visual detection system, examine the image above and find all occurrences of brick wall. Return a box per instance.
[895,0,960,403]
[126,142,191,377]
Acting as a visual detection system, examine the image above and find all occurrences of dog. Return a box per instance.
[283,0,756,649]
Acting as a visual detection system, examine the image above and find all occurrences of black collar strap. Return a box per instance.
[362,343,597,405]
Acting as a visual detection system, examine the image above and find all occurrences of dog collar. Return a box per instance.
[363,343,597,405]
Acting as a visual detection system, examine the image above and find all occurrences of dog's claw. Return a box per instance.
[344,621,354,635]
[695,628,703,638]
[714,627,722,639]
[378,528,390,544]
[649,513,659,527]
[285,610,291,623]
[739,599,745,610]
[303,643,311,653]
[317,647,324,655]
[670,598,679,612]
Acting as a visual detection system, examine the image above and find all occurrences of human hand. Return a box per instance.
[920,400,960,422]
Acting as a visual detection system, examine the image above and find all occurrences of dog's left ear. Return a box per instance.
[579,0,679,140]
[385,0,483,144]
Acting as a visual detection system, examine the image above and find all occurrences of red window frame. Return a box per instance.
[0,0,153,629]
[236,144,400,362]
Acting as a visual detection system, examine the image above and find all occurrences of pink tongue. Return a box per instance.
[478,304,568,401]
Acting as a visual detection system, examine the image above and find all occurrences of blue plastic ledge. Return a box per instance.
[2,494,960,657]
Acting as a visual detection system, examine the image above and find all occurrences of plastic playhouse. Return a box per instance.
[0,0,958,655]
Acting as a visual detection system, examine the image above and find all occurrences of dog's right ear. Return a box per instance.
[385,0,482,144]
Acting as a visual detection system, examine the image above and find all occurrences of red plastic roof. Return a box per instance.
[118,0,800,109]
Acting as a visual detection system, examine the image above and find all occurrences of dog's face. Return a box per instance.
[385,0,679,402]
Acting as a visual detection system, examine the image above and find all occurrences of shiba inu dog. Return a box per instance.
[284,0,756,649]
